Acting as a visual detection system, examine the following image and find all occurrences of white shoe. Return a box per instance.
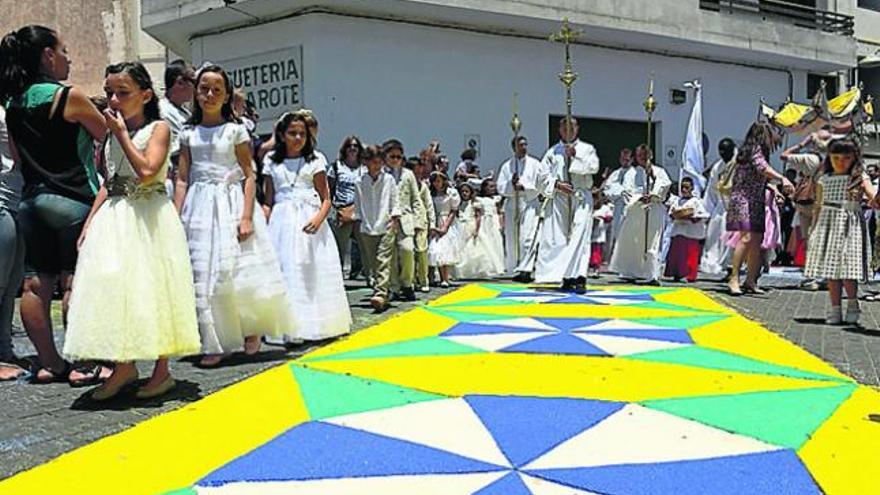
[440,281,450,288]
[845,303,860,325]
[826,306,842,325]
[420,286,430,293]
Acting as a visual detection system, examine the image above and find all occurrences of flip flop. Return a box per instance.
[0,362,27,381]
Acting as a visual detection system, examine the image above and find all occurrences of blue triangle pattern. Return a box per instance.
[197,422,506,486]
[574,328,694,344]
[526,450,821,495]
[535,318,608,332]
[441,322,555,337]
[472,472,531,495]
[465,395,624,468]
[501,333,608,356]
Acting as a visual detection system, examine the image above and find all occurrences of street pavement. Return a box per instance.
[0,279,456,480]
[0,277,880,494]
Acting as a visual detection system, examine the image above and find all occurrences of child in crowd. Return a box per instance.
[804,138,876,325]
[455,182,486,279]
[429,171,461,287]
[383,139,424,301]
[454,148,481,184]
[354,145,400,311]
[174,64,290,367]
[664,177,709,282]
[264,112,351,340]
[477,179,505,276]
[413,153,435,292]
[590,190,614,277]
[64,62,200,400]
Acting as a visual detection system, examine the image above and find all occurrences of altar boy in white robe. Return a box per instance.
[609,144,672,284]
[497,135,544,281]
[534,117,600,293]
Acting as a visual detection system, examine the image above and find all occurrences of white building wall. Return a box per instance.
[192,13,802,173]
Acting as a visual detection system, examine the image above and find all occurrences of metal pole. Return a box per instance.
[551,19,582,243]
[643,74,657,260]
[510,92,522,264]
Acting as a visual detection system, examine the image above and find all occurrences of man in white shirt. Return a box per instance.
[353,145,401,311]
[534,117,600,293]
[700,138,735,276]
[609,145,672,284]
[159,60,195,197]
[602,148,639,259]
[496,135,544,280]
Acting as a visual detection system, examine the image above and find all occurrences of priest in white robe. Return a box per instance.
[602,148,640,260]
[534,117,600,292]
[609,145,672,284]
[497,135,544,280]
[699,138,736,276]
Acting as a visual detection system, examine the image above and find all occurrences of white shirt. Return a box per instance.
[0,106,22,213]
[353,171,400,235]
[603,165,641,202]
[592,203,613,242]
[668,196,709,240]
[159,98,191,157]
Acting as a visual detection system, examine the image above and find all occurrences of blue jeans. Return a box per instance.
[18,188,91,276]
[0,209,24,360]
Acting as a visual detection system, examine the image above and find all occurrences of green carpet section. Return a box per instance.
[642,384,857,450]
[480,283,534,292]
[628,347,847,383]
[628,315,729,329]
[635,301,717,314]
[303,337,484,362]
[290,364,446,420]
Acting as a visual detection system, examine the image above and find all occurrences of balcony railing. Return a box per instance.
[700,0,855,36]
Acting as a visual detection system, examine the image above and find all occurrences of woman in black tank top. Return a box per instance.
[0,25,108,385]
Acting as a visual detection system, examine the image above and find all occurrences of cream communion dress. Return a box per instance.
[64,121,200,361]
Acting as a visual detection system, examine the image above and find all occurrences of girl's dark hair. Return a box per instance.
[430,171,449,196]
[361,144,382,163]
[458,181,475,200]
[822,138,864,195]
[404,157,419,170]
[680,176,694,187]
[338,135,363,162]
[270,111,316,163]
[0,25,59,101]
[479,178,495,196]
[104,62,161,125]
[187,64,238,125]
[736,121,781,165]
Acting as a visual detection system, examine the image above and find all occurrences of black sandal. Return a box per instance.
[31,360,73,384]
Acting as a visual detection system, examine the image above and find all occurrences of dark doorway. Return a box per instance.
[548,115,660,180]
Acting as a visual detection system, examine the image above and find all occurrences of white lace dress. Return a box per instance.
[429,188,462,267]
[265,155,352,341]
[179,122,291,354]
